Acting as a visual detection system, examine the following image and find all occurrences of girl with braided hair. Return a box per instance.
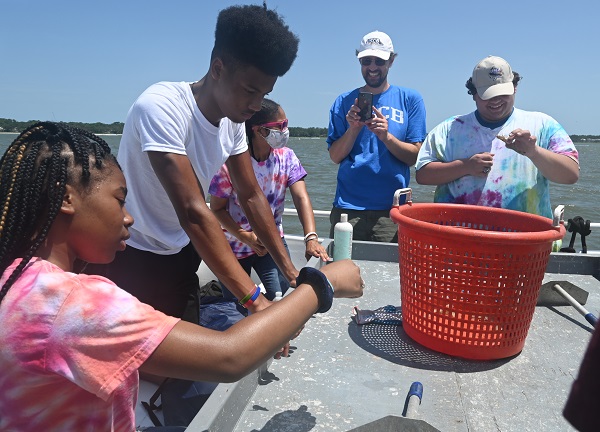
[0,122,121,295]
[0,122,363,430]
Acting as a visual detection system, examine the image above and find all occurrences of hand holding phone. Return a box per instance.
[357,92,373,122]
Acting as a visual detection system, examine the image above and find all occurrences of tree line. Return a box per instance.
[570,135,600,142]
[1,118,597,141]
[0,118,125,135]
[0,118,329,137]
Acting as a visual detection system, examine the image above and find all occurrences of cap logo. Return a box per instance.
[365,37,383,47]
[488,67,504,81]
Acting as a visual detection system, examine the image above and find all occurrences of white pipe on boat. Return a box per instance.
[282,208,600,228]
[283,208,330,218]
[281,207,600,254]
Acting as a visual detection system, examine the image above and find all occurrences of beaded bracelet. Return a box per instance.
[239,285,260,309]
[303,232,318,244]
[296,267,334,313]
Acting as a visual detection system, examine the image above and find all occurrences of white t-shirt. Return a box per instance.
[118,81,248,254]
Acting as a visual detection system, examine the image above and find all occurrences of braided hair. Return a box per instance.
[245,98,281,160]
[0,121,116,304]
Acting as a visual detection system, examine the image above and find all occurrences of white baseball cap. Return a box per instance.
[356,31,394,60]
[472,56,515,100]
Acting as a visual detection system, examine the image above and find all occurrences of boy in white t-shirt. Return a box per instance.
[87,5,300,332]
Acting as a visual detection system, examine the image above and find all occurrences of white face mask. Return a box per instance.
[264,128,290,149]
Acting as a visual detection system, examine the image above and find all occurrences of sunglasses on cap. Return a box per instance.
[259,119,288,131]
[360,57,387,67]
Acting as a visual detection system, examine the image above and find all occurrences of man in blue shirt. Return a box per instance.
[327,31,427,242]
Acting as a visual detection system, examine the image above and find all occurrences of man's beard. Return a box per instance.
[364,71,387,89]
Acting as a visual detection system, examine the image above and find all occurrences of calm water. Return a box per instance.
[1,133,598,250]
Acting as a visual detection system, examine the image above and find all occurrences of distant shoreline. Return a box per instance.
[2,132,599,142]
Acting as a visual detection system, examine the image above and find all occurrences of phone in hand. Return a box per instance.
[357,92,373,122]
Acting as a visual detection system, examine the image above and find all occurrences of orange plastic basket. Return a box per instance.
[390,189,565,360]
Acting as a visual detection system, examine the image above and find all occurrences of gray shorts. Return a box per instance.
[329,207,398,243]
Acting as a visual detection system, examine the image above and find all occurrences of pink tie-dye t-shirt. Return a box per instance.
[0,258,179,431]
[209,147,307,258]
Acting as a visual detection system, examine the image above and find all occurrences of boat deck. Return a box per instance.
[181,240,600,432]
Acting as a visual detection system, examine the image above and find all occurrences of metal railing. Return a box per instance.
[282,208,330,219]
[282,207,599,253]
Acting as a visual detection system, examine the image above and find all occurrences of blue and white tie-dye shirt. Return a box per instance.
[415,108,579,219]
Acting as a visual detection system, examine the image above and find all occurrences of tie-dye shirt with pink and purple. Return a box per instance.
[0,258,179,431]
[209,147,307,258]
[415,108,579,219]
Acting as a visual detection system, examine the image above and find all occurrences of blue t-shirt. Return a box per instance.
[327,85,426,210]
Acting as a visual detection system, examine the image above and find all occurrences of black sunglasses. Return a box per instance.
[360,57,386,66]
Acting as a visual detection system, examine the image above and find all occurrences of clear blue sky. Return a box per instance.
[1,0,598,134]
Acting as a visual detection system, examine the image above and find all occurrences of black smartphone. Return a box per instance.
[357,92,373,122]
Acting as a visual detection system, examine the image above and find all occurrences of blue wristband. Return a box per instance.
[296,267,334,313]
[239,285,260,309]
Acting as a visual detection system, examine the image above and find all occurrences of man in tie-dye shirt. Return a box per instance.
[415,56,579,219]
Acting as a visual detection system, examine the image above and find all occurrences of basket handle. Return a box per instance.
[393,188,413,207]
[553,205,565,228]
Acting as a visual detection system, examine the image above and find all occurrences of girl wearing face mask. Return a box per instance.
[209,99,329,305]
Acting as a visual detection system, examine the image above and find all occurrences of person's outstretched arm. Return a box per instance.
[148,151,270,313]
[141,260,363,382]
[289,179,329,261]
